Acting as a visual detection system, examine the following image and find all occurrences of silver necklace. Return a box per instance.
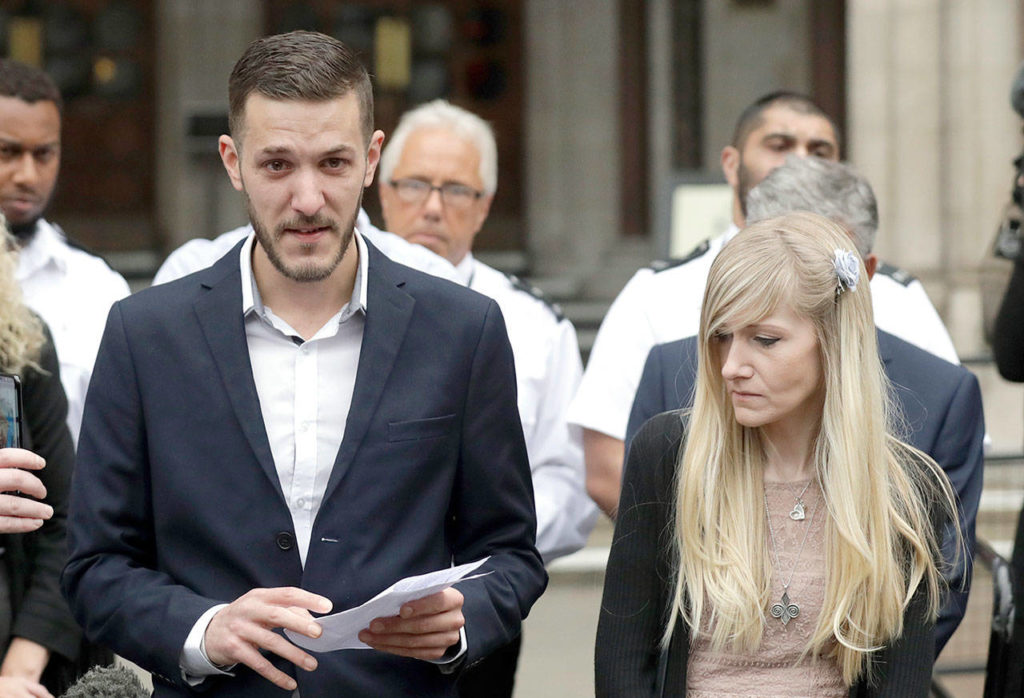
[779,479,813,521]
[764,485,818,626]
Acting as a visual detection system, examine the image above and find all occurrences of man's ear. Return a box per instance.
[363,129,385,187]
[721,145,740,188]
[863,253,878,280]
[218,135,244,192]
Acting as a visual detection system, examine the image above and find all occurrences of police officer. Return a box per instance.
[570,91,960,518]
[378,99,597,697]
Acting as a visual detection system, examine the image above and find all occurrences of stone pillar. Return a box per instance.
[155,0,262,251]
[524,0,622,289]
[848,0,1020,357]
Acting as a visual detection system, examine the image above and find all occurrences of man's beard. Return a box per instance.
[247,190,361,283]
[8,216,40,243]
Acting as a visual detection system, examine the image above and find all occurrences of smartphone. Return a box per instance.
[0,374,23,449]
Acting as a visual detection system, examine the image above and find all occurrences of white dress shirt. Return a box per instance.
[152,209,457,286]
[569,225,961,441]
[16,219,131,443]
[455,254,597,563]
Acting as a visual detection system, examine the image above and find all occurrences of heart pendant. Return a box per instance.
[789,502,805,521]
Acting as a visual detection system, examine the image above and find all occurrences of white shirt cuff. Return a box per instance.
[179,604,236,686]
[427,626,467,671]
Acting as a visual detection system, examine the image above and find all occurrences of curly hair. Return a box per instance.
[0,214,44,374]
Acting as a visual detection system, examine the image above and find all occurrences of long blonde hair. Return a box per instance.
[664,212,955,684]
[0,215,44,374]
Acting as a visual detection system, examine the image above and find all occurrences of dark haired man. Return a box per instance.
[571,91,960,518]
[63,31,545,697]
[0,59,130,445]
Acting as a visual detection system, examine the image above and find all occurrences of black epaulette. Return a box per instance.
[876,262,916,287]
[506,273,565,322]
[646,239,711,273]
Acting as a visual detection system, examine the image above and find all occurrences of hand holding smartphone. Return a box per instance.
[0,373,23,449]
[0,374,50,532]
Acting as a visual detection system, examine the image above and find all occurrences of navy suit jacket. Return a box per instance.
[626,330,985,657]
[62,240,547,697]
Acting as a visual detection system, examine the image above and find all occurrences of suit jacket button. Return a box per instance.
[276,532,294,550]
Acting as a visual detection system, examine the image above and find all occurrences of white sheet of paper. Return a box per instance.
[285,557,491,652]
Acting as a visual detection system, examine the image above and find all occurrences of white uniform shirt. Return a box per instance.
[16,219,131,443]
[456,254,597,564]
[568,226,960,441]
[152,209,457,285]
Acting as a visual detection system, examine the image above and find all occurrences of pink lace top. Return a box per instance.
[686,480,846,697]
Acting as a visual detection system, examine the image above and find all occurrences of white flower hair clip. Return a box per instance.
[833,249,859,295]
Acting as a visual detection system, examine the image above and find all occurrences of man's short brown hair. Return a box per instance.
[0,59,63,114]
[228,30,373,145]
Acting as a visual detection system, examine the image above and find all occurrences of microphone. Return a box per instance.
[1011,60,1024,118]
[60,665,149,698]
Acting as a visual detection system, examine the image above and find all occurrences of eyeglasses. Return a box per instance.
[389,178,484,210]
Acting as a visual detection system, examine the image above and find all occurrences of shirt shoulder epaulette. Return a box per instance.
[876,262,916,287]
[646,239,711,273]
[505,273,565,322]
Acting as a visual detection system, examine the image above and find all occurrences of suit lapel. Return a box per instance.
[193,248,284,500]
[323,243,416,500]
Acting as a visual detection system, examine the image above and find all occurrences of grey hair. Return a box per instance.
[379,99,497,195]
[745,155,878,257]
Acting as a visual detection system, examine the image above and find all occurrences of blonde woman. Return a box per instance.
[0,219,93,698]
[596,212,956,697]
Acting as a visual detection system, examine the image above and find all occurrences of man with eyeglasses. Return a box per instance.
[379,99,597,698]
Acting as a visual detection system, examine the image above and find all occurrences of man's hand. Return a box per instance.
[358,588,465,661]
[0,450,51,533]
[204,587,332,692]
[0,677,51,698]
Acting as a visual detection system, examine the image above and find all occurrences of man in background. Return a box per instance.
[572,91,959,518]
[0,59,129,443]
[378,99,596,696]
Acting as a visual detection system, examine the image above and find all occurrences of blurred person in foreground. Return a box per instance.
[596,212,957,696]
[378,97,596,697]
[0,59,129,444]
[0,215,97,698]
[573,91,959,520]
[626,156,984,657]
[61,31,544,697]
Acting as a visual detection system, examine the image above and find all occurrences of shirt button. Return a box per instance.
[296,498,306,508]
[275,531,294,551]
[300,422,310,433]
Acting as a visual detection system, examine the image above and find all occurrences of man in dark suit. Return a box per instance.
[625,158,985,656]
[61,31,545,697]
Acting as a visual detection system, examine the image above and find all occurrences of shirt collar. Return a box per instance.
[16,219,69,279]
[453,252,475,287]
[240,227,369,321]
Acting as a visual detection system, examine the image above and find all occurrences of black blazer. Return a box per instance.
[62,240,547,697]
[9,326,81,673]
[596,411,938,697]
[626,330,985,654]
